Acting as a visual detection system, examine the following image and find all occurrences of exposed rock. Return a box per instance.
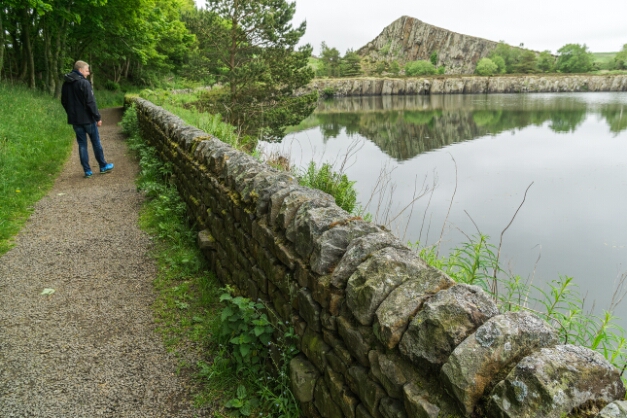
[379,397,407,418]
[398,284,499,366]
[310,219,380,275]
[347,366,387,418]
[331,231,407,289]
[357,16,500,74]
[402,383,440,418]
[336,316,378,367]
[298,288,322,332]
[440,311,558,415]
[287,203,349,259]
[289,355,320,403]
[325,368,359,418]
[346,247,427,326]
[596,401,627,418]
[374,266,454,349]
[301,327,331,373]
[488,345,626,418]
[369,351,419,399]
[314,379,344,418]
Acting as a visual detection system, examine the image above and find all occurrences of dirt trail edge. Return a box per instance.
[0,108,207,418]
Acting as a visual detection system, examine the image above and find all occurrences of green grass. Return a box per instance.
[592,52,618,64]
[0,82,74,255]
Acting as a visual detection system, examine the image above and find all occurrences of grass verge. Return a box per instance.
[121,106,300,417]
[0,82,74,255]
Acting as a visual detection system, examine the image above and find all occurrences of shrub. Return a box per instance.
[475,58,499,76]
[538,50,556,72]
[104,79,120,91]
[429,51,438,66]
[404,60,436,76]
[322,87,336,98]
[389,61,401,76]
[556,43,594,73]
[492,55,506,74]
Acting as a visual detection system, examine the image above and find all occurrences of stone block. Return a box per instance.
[310,220,380,275]
[298,288,322,332]
[399,284,499,367]
[289,204,349,259]
[314,379,344,418]
[356,404,374,418]
[368,351,418,400]
[289,355,320,403]
[325,350,349,376]
[402,383,440,418]
[379,397,407,418]
[312,274,332,309]
[331,231,405,289]
[346,247,426,326]
[197,229,216,250]
[321,311,337,331]
[278,188,333,233]
[374,266,454,349]
[268,184,301,228]
[326,368,359,418]
[337,315,376,367]
[301,327,331,373]
[441,311,558,415]
[488,345,626,418]
[596,401,627,418]
[347,365,386,418]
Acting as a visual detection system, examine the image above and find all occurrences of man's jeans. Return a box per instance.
[72,123,106,173]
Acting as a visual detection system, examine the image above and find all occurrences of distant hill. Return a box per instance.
[357,16,503,74]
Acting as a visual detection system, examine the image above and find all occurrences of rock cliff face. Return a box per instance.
[298,74,627,96]
[357,16,500,74]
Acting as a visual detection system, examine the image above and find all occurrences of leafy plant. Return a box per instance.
[475,58,499,76]
[297,161,358,214]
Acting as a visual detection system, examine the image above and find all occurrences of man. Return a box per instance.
[61,60,114,178]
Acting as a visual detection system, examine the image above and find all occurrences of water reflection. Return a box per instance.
[291,95,627,161]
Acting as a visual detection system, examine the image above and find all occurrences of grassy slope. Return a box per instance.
[0,83,74,255]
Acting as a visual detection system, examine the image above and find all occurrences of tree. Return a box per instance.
[613,44,627,70]
[405,60,436,76]
[475,58,498,76]
[318,42,340,77]
[514,50,538,73]
[492,55,506,74]
[194,0,317,140]
[339,49,362,77]
[389,61,400,76]
[537,50,556,72]
[556,43,594,73]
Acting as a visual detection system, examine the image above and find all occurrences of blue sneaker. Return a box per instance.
[100,163,114,174]
[84,170,93,178]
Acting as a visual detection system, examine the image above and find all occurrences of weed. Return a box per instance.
[297,161,358,214]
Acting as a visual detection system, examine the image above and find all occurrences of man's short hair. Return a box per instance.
[74,60,90,71]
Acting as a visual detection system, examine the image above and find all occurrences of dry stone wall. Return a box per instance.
[299,75,627,97]
[128,96,626,418]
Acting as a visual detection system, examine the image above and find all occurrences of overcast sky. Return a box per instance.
[194,0,627,55]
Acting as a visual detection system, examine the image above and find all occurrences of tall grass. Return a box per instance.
[0,83,73,255]
[415,236,627,375]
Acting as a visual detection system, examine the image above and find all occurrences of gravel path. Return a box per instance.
[0,108,207,417]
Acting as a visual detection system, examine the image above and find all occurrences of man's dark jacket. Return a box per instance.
[61,70,101,125]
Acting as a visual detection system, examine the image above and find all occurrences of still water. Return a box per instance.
[259,93,627,323]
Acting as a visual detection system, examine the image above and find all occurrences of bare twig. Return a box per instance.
[418,170,438,245]
[492,182,534,299]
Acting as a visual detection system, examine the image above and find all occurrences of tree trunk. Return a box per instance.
[21,7,35,89]
[0,11,5,81]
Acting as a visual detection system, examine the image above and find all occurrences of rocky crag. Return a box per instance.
[357,16,501,74]
[298,74,627,96]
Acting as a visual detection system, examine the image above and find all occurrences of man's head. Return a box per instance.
[74,61,91,78]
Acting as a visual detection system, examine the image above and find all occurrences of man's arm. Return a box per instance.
[81,79,101,123]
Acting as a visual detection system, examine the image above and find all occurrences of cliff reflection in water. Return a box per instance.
[288,94,627,161]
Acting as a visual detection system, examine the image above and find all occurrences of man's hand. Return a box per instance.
[97,120,102,127]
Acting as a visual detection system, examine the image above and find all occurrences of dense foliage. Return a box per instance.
[184,0,317,140]
[317,43,363,78]
[404,60,436,76]
[475,58,498,76]
[556,43,595,73]
[0,0,195,95]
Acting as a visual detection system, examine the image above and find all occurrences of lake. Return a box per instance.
[259,93,627,324]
